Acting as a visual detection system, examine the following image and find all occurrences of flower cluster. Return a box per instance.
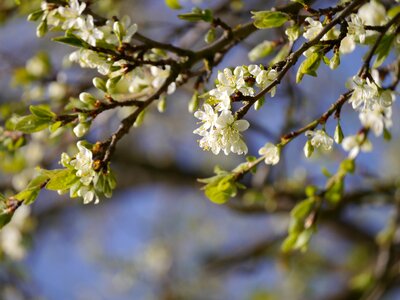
[37,0,141,89]
[60,141,116,204]
[193,65,278,155]
[301,2,390,55]
[42,0,137,47]
[346,73,394,137]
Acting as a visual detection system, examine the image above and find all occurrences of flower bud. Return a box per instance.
[113,21,125,43]
[329,51,340,70]
[36,21,48,38]
[60,152,71,167]
[92,77,107,92]
[157,95,167,113]
[334,123,344,144]
[304,140,314,158]
[205,28,216,44]
[188,91,199,113]
[254,97,265,110]
[79,92,96,105]
[285,25,300,42]
[134,110,146,127]
[106,76,121,91]
[73,123,90,138]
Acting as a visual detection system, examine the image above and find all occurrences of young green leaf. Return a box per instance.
[15,115,52,133]
[251,11,290,29]
[44,169,78,191]
[296,52,322,83]
[53,35,89,48]
[165,0,182,10]
[178,8,213,22]
[373,34,395,68]
[29,105,56,120]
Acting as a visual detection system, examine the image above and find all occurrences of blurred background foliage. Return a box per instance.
[0,0,400,299]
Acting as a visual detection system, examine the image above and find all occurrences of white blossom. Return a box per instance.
[58,0,86,30]
[216,67,254,96]
[193,104,218,136]
[150,66,176,94]
[342,134,372,159]
[248,65,278,96]
[303,17,325,41]
[70,141,96,186]
[305,130,334,151]
[357,1,387,26]
[347,14,366,44]
[215,111,249,155]
[208,89,231,111]
[256,69,278,96]
[347,76,377,111]
[359,103,392,136]
[69,49,111,75]
[340,35,356,54]
[77,185,100,204]
[195,109,249,155]
[258,143,280,165]
[113,16,138,44]
[76,15,104,46]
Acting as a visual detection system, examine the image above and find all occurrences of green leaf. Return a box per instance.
[388,6,400,19]
[340,159,355,173]
[383,128,392,141]
[50,121,62,133]
[44,169,78,191]
[296,52,322,83]
[0,196,17,229]
[373,34,395,68]
[178,8,213,22]
[291,198,315,220]
[15,174,49,205]
[29,105,55,120]
[251,11,290,29]
[165,0,182,9]
[281,234,299,252]
[199,173,239,204]
[325,178,344,204]
[293,227,314,251]
[0,212,13,229]
[53,35,89,48]
[27,10,44,21]
[15,115,51,133]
